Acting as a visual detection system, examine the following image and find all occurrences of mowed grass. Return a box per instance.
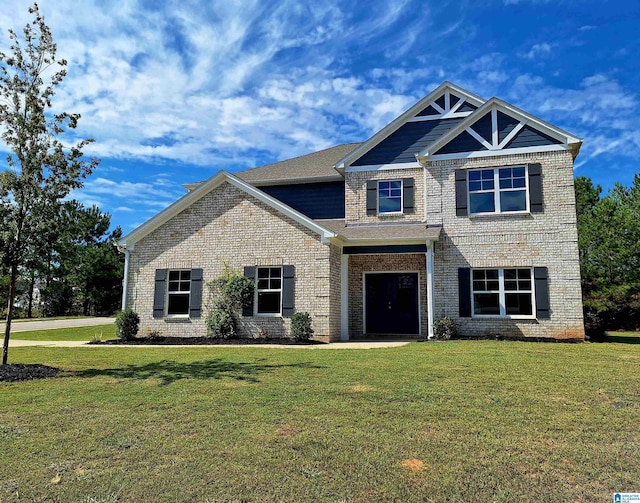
[0,340,639,502]
[9,324,116,341]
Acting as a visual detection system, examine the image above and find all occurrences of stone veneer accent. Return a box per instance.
[345,167,424,225]
[126,181,341,342]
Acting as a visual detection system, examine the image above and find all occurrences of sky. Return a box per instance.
[0,0,638,232]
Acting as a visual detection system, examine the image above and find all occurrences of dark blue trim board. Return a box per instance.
[343,245,427,255]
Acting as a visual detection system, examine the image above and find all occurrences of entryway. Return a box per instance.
[364,272,420,335]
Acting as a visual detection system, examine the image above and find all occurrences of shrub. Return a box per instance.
[115,308,140,340]
[290,312,313,341]
[206,266,255,338]
[432,316,459,340]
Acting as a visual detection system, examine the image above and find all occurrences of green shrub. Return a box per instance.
[115,308,140,340]
[432,316,458,340]
[205,268,254,339]
[290,312,313,341]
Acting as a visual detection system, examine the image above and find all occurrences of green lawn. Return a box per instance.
[0,340,638,502]
[9,324,116,341]
[11,316,108,323]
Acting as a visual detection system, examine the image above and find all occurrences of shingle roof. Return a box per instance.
[315,219,442,242]
[236,143,360,185]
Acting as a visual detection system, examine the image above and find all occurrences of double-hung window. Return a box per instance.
[472,268,534,317]
[378,180,403,214]
[468,166,528,214]
[167,270,191,316]
[256,267,282,315]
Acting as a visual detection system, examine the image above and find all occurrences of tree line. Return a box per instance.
[576,174,640,336]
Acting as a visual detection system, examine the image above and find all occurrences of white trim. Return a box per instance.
[470,267,537,319]
[121,249,130,310]
[254,266,283,317]
[334,82,486,169]
[362,271,422,336]
[426,144,567,161]
[165,269,192,317]
[497,121,526,149]
[406,112,472,122]
[417,97,582,161]
[426,241,435,340]
[491,108,499,148]
[117,170,337,248]
[340,255,349,341]
[465,127,494,150]
[345,161,421,173]
[342,238,435,247]
[431,101,446,114]
[377,179,403,215]
[466,165,529,216]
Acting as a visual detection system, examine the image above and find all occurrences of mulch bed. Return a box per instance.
[0,364,62,382]
[94,337,325,346]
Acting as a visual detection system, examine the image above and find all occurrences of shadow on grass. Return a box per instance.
[72,358,324,385]
[603,334,640,344]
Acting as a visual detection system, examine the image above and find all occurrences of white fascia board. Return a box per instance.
[117,170,336,248]
[417,97,583,161]
[337,237,440,247]
[427,144,568,161]
[345,161,421,173]
[334,81,487,170]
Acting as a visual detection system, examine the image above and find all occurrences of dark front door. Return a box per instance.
[365,273,420,335]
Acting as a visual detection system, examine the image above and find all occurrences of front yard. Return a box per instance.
[0,338,638,502]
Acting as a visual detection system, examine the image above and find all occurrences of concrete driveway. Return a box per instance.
[0,317,115,333]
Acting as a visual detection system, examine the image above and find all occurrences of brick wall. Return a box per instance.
[126,181,340,341]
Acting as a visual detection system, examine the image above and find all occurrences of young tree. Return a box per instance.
[0,4,98,364]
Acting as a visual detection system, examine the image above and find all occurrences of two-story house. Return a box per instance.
[117,82,585,341]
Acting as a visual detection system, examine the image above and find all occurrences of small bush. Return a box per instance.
[88,333,102,344]
[115,308,140,340]
[432,316,459,340]
[290,312,313,341]
[144,329,162,340]
[206,299,236,339]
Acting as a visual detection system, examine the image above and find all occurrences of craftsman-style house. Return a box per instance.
[117,82,585,341]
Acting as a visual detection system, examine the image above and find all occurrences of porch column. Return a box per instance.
[426,240,435,339]
[340,254,349,341]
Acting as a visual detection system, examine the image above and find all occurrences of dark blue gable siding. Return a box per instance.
[260,181,345,219]
[352,118,463,166]
[435,130,488,155]
[505,124,562,148]
[497,110,519,144]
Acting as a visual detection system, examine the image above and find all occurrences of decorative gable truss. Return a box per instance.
[335,82,485,171]
[417,98,582,161]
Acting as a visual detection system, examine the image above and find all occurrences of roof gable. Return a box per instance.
[335,82,485,170]
[418,97,582,161]
[118,171,337,249]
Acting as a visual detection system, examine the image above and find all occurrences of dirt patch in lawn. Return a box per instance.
[0,364,62,382]
[94,337,325,346]
[401,459,425,472]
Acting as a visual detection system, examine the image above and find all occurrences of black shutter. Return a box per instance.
[528,163,543,213]
[189,268,203,319]
[282,265,295,317]
[243,266,255,316]
[403,178,415,213]
[455,169,468,217]
[534,267,550,319]
[458,268,471,317]
[366,180,378,215]
[153,269,167,319]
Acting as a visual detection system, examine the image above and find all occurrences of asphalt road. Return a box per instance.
[0,317,115,333]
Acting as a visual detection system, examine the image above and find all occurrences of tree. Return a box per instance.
[0,4,98,364]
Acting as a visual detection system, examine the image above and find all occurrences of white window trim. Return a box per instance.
[377,179,404,216]
[165,269,191,318]
[254,266,283,317]
[471,267,537,320]
[467,165,530,216]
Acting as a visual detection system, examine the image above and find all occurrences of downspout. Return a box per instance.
[120,247,130,311]
[426,239,435,339]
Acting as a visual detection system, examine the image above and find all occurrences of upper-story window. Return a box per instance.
[378,180,403,214]
[468,166,528,215]
[167,270,191,316]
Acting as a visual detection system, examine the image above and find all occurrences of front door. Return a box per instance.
[365,273,420,335]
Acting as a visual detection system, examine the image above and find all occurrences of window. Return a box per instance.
[256,267,282,315]
[167,270,191,316]
[378,180,402,214]
[468,166,528,214]
[472,268,534,317]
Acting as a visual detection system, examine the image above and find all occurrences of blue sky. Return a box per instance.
[1,0,638,231]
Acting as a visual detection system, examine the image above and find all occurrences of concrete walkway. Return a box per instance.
[8,339,412,350]
[1,317,115,333]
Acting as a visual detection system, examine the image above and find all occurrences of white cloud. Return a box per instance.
[522,43,553,60]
